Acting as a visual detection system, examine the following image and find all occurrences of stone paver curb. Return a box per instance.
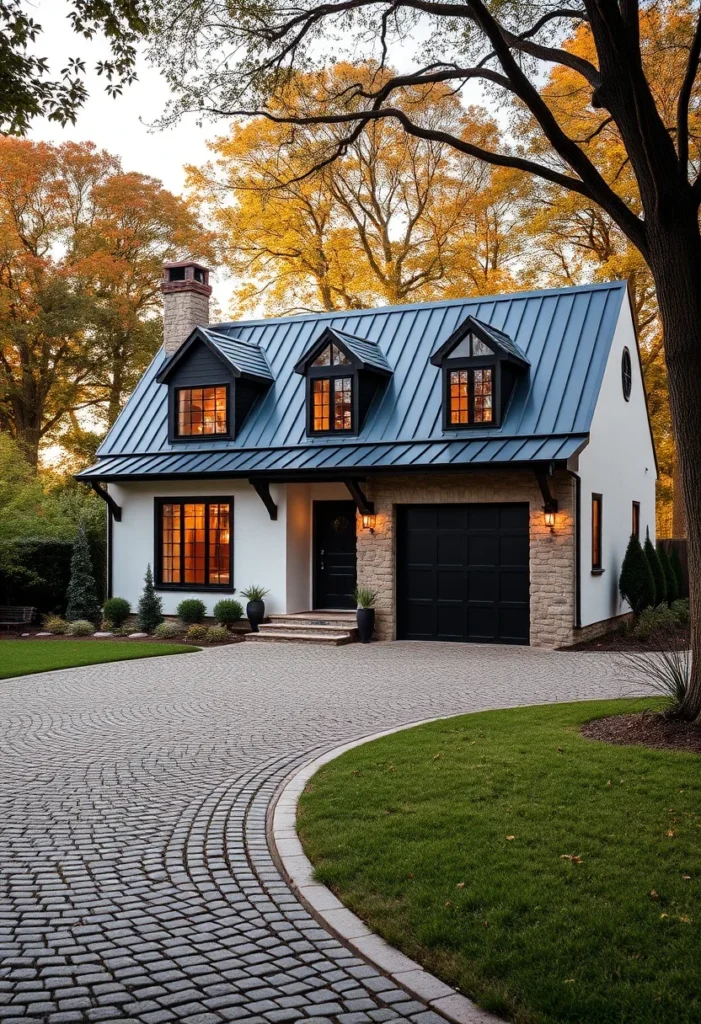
[270,716,498,1024]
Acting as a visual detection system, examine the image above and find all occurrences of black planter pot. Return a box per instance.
[356,607,375,644]
[246,599,266,633]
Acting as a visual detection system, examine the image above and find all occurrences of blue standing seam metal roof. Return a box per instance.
[467,317,530,364]
[78,280,628,481]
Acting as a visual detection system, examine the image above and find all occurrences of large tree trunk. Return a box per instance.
[648,217,701,720]
[672,448,687,539]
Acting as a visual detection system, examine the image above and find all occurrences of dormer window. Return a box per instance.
[176,385,228,436]
[431,317,530,431]
[156,326,273,443]
[295,327,392,438]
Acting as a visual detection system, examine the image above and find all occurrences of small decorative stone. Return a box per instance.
[93,631,113,638]
[21,632,30,637]
[35,631,52,636]
[128,632,148,638]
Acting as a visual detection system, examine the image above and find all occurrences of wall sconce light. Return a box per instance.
[544,509,556,531]
[362,513,376,533]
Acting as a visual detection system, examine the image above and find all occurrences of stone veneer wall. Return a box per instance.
[355,470,576,649]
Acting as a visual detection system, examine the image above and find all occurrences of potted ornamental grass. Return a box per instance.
[354,586,378,644]
[241,585,269,632]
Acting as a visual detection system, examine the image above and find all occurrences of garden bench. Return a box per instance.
[0,606,36,631]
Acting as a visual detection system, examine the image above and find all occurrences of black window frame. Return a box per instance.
[154,496,235,592]
[172,383,231,441]
[306,364,357,436]
[441,356,498,430]
[632,500,640,540]
[591,493,603,573]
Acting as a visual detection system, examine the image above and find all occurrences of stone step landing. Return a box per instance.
[245,611,358,646]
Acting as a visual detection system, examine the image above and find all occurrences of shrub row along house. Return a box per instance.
[77,262,656,647]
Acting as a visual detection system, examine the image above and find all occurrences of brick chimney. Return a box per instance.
[161,261,212,355]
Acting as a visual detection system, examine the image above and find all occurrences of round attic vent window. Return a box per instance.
[622,347,632,402]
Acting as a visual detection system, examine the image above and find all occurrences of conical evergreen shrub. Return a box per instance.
[644,529,666,606]
[669,546,684,597]
[619,534,655,614]
[656,544,677,606]
[137,564,164,632]
[65,524,101,625]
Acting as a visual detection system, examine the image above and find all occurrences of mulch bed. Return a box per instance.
[582,712,701,754]
[562,625,690,652]
[0,630,245,646]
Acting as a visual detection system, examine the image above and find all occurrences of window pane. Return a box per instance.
[208,503,231,584]
[449,337,472,358]
[312,378,330,431]
[473,368,493,423]
[161,504,181,583]
[184,503,206,584]
[449,370,469,424]
[331,343,351,365]
[592,496,602,569]
[471,337,492,356]
[177,386,227,435]
[312,345,332,366]
[333,376,353,430]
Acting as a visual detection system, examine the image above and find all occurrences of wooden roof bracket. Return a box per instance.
[249,478,278,520]
[535,464,559,514]
[90,482,122,522]
[344,479,374,516]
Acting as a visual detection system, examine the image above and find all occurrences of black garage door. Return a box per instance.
[397,504,530,644]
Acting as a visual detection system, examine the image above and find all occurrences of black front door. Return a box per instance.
[397,503,530,644]
[314,501,357,609]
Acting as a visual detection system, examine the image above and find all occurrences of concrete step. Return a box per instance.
[245,629,354,646]
[268,613,357,630]
[259,621,358,638]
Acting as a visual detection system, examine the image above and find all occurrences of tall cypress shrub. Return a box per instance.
[643,529,666,607]
[669,547,685,597]
[619,534,655,615]
[65,524,102,624]
[656,544,677,606]
[137,564,163,632]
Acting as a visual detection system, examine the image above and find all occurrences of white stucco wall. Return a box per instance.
[576,297,657,626]
[109,478,352,617]
[110,478,288,616]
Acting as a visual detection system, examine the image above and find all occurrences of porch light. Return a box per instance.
[544,509,556,530]
[362,513,376,532]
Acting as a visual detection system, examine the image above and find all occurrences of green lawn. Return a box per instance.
[299,699,701,1024]
[0,639,199,679]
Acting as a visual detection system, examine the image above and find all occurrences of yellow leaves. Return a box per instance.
[666,830,676,838]
[506,835,516,841]
[456,882,465,889]
[650,890,659,900]
[560,855,583,864]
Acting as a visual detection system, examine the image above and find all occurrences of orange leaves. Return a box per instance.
[560,854,583,864]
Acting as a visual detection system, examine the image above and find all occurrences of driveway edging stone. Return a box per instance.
[269,713,499,1024]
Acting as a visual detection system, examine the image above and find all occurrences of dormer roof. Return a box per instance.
[294,326,392,376]
[156,326,273,385]
[430,315,530,369]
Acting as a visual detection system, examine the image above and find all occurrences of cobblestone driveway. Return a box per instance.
[0,643,631,1024]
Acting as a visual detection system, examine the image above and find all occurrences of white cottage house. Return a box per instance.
[77,262,657,647]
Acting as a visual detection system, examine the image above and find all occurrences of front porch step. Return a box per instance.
[245,611,358,645]
[245,629,354,646]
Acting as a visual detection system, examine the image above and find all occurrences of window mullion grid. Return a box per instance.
[179,502,185,585]
[204,501,210,586]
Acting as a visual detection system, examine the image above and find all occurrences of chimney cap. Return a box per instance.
[161,260,212,295]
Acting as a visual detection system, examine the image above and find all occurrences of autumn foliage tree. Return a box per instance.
[0,138,212,466]
[188,64,530,315]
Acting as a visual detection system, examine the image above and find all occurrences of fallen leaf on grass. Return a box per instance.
[564,979,575,984]
[666,830,676,838]
[682,874,691,880]
[660,913,669,919]
[650,890,659,900]
[506,835,516,841]
[560,854,583,864]
[679,915,692,923]
[433,753,442,760]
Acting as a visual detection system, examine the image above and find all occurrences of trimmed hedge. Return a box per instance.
[0,532,106,613]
